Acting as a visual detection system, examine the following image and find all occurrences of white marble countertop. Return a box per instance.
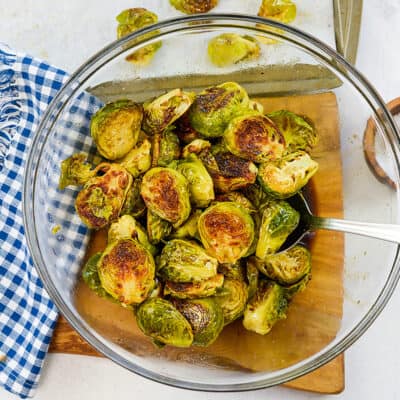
[1,0,400,399]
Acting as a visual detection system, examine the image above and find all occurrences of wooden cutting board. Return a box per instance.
[49,91,344,394]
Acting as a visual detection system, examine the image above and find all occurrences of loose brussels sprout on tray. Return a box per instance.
[59,81,320,348]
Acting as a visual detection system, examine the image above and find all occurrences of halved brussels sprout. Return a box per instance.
[215,192,256,214]
[141,167,191,227]
[108,214,157,256]
[246,258,260,299]
[169,209,202,240]
[164,274,224,299]
[242,183,270,210]
[172,298,224,347]
[152,128,181,167]
[120,177,146,218]
[175,112,201,144]
[149,278,163,298]
[282,271,312,299]
[256,200,300,259]
[182,139,211,158]
[176,154,215,207]
[142,89,195,135]
[223,113,285,163]
[198,202,255,263]
[59,153,95,189]
[267,110,318,153]
[118,137,152,177]
[189,82,250,138]
[90,100,143,160]
[218,260,246,281]
[199,150,258,193]
[208,33,260,67]
[82,252,110,299]
[243,280,288,335]
[258,245,311,285]
[258,0,297,23]
[136,298,193,347]
[170,0,218,14]
[116,8,161,66]
[75,163,132,229]
[158,239,218,283]
[97,239,155,305]
[147,209,172,244]
[257,151,319,199]
[214,278,248,325]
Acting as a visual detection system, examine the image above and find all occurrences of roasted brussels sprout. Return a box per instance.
[208,33,260,67]
[267,110,318,153]
[116,8,161,66]
[175,112,201,144]
[215,278,248,325]
[176,154,215,207]
[218,260,246,281]
[136,298,193,347]
[169,209,202,240]
[97,239,155,305]
[82,252,110,299]
[182,139,211,158]
[141,167,191,227]
[170,0,218,14]
[257,245,311,285]
[90,100,143,160]
[75,163,132,229]
[164,274,224,299]
[172,298,224,347]
[215,192,256,214]
[224,113,285,163]
[282,271,312,299]
[199,150,258,193]
[142,89,195,135]
[257,151,319,199]
[151,128,181,167]
[256,200,300,259]
[246,258,260,299]
[189,82,250,138]
[158,239,218,283]
[258,0,297,23]
[59,153,95,189]
[198,202,255,263]
[120,177,146,218]
[147,209,172,244]
[242,183,270,209]
[243,280,288,335]
[118,136,152,177]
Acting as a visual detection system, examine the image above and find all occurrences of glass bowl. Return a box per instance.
[23,14,400,391]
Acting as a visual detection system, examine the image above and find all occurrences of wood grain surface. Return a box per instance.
[49,92,344,394]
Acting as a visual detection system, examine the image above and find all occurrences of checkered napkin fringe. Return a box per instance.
[0,43,68,398]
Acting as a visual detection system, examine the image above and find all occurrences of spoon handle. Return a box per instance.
[311,216,400,244]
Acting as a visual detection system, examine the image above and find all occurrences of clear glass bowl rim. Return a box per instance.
[23,13,400,392]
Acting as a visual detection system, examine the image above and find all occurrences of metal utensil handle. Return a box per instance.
[311,216,400,244]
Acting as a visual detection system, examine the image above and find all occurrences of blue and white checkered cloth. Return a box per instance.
[0,43,71,398]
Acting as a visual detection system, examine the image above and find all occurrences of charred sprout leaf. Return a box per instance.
[246,258,260,299]
[164,274,224,299]
[136,298,193,347]
[215,192,256,214]
[199,149,258,193]
[182,139,211,158]
[169,209,202,240]
[175,112,201,144]
[224,112,285,163]
[243,280,288,335]
[214,278,248,325]
[170,0,218,14]
[156,128,181,167]
[198,202,255,263]
[75,163,132,229]
[142,89,195,135]
[149,278,163,298]
[208,33,260,67]
[116,8,161,66]
[118,137,152,177]
[121,177,146,218]
[189,82,250,138]
[256,200,300,259]
[258,0,297,23]
[249,100,264,114]
[176,154,215,208]
[257,151,319,199]
[59,153,95,189]
[218,260,246,281]
[172,298,224,347]
[147,209,172,244]
[282,271,312,299]
[158,239,218,283]
[98,239,155,305]
[258,245,311,285]
[267,110,318,153]
[82,253,110,299]
[90,100,143,160]
[141,167,191,228]
[242,183,270,209]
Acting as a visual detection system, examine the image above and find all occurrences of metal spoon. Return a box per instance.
[280,192,400,252]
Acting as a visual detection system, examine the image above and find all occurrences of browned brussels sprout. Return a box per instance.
[170,0,218,14]
[118,136,152,177]
[169,209,202,240]
[120,177,146,218]
[136,298,194,347]
[90,100,143,160]
[141,167,191,227]
[175,112,201,144]
[58,153,95,189]
[97,239,155,305]
[147,209,172,245]
[182,139,212,158]
[198,202,255,263]
[151,128,181,167]
[218,260,246,281]
[172,298,224,347]
[282,271,312,299]
[215,192,256,214]
[75,163,132,229]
